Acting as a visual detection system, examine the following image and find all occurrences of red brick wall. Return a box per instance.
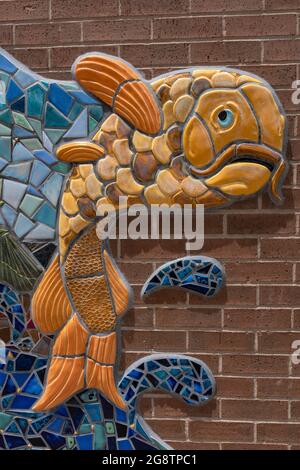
[3,0,300,450]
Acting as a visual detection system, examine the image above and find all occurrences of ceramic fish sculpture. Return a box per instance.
[30,53,288,412]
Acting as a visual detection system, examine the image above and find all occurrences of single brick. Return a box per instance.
[83,19,151,42]
[0,25,13,46]
[258,332,300,353]
[222,354,289,376]
[122,329,187,352]
[257,378,300,399]
[260,238,300,260]
[51,0,119,19]
[225,14,297,38]
[191,41,261,64]
[227,214,296,235]
[260,286,300,307]
[223,308,292,330]
[155,307,222,330]
[189,420,254,442]
[265,0,300,10]
[264,39,300,62]
[191,0,263,12]
[222,399,288,420]
[15,22,81,46]
[189,331,255,353]
[0,0,49,21]
[153,16,222,40]
[257,423,300,444]
[225,261,293,283]
[120,0,190,16]
[216,377,254,398]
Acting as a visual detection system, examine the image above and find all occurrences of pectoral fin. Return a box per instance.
[31,255,72,334]
[75,53,162,134]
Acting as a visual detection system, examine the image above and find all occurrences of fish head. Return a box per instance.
[181,70,288,206]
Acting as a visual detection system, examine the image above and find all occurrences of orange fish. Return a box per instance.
[31,53,288,412]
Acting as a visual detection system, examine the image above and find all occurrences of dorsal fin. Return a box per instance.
[74,53,162,135]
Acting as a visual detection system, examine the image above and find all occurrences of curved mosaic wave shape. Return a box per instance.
[141,255,224,298]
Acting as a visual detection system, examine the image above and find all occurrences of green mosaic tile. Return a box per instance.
[19,194,43,217]
[105,421,115,435]
[13,112,34,131]
[45,103,70,128]
[27,83,46,119]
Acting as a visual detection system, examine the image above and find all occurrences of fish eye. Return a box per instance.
[217,109,234,128]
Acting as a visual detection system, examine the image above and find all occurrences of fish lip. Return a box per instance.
[190,142,287,203]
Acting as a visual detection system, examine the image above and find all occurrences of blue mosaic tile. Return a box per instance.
[141,256,224,298]
[2,180,27,209]
[12,143,34,162]
[30,160,51,186]
[64,108,88,138]
[48,84,73,116]
[2,161,32,183]
[33,203,56,228]
[6,80,23,104]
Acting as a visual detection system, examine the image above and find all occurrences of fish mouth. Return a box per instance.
[190,142,287,203]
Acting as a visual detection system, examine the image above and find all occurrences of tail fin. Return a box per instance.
[33,315,126,411]
[86,332,126,409]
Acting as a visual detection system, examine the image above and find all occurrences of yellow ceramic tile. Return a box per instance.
[196,189,228,207]
[181,175,207,198]
[162,100,176,130]
[113,139,133,165]
[169,77,192,102]
[116,168,144,195]
[236,75,260,86]
[132,131,153,152]
[79,164,94,179]
[115,117,131,139]
[173,94,194,122]
[206,162,271,196]
[69,214,90,234]
[85,172,103,200]
[192,69,220,79]
[151,77,166,92]
[166,125,182,152]
[144,183,170,204]
[157,83,171,104]
[242,83,285,152]
[62,191,79,215]
[70,177,86,198]
[97,155,119,181]
[183,115,214,167]
[59,211,71,237]
[191,77,211,97]
[101,114,118,133]
[152,134,172,164]
[211,71,236,88]
[157,169,181,196]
